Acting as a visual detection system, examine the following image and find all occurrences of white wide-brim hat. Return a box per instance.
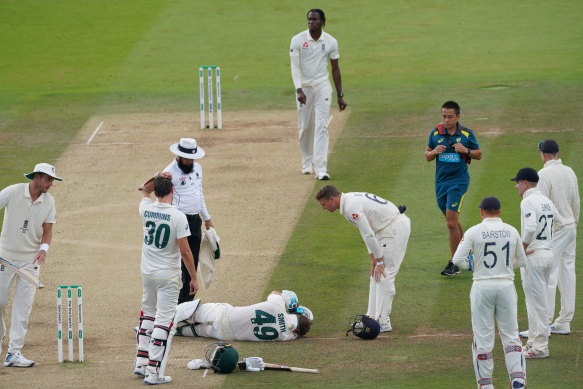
[170,138,205,159]
[24,163,63,181]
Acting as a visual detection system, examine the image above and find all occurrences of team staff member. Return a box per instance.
[453,197,527,389]
[0,163,62,368]
[511,167,563,359]
[425,101,482,276]
[174,291,310,341]
[143,138,213,304]
[135,173,198,384]
[536,140,579,335]
[290,8,347,181]
[316,185,410,332]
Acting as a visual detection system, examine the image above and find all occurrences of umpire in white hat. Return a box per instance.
[165,139,213,304]
[0,163,62,367]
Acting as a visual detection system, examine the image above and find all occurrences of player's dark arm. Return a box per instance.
[330,59,347,111]
[453,143,482,160]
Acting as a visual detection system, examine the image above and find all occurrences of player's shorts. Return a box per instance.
[435,183,468,213]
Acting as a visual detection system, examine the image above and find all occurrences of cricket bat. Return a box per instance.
[264,362,319,374]
[0,257,44,288]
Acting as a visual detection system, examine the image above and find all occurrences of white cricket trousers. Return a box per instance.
[0,260,38,354]
[367,214,410,327]
[191,302,233,340]
[520,249,553,354]
[546,228,576,326]
[296,81,332,174]
[470,279,526,389]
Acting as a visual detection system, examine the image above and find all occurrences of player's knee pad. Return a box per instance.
[504,344,526,381]
[148,324,171,366]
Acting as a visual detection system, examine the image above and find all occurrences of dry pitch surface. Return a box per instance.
[0,110,346,388]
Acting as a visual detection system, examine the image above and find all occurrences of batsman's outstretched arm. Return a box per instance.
[178,237,198,295]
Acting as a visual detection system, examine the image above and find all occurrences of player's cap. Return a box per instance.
[510,167,539,183]
[170,138,205,159]
[537,139,559,154]
[24,163,63,181]
[479,196,500,211]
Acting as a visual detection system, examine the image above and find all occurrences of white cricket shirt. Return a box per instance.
[290,30,339,87]
[339,192,401,259]
[140,198,190,275]
[538,159,579,229]
[0,183,56,261]
[227,293,298,342]
[452,217,527,281]
[520,188,561,251]
[163,159,210,220]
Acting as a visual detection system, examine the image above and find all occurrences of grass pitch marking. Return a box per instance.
[86,121,104,145]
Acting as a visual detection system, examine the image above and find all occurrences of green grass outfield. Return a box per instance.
[1,0,582,387]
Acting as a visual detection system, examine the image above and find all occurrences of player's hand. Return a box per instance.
[204,219,214,230]
[338,97,347,111]
[453,143,468,154]
[159,171,172,179]
[297,90,306,105]
[433,145,447,155]
[189,279,199,295]
[34,250,46,265]
[374,262,386,282]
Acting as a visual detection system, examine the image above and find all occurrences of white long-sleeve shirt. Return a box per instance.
[452,217,527,281]
[290,30,339,89]
[538,159,579,230]
[520,188,563,251]
[339,192,401,259]
[163,159,210,220]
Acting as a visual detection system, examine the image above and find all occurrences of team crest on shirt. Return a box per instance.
[456,138,461,142]
[525,213,531,218]
[352,213,359,220]
[302,42,309,48]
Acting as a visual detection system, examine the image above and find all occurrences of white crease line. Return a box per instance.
[86,121,104,145]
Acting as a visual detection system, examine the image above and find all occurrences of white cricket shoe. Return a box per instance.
[134,362,146,377]
[4,352,34,367]
[518,330,528,338]
[315,171,330,180]
[550,322,570,335]
[379,319,392,333]
[522,345,549,359]
[144,367,171,385]
[301,165,313,175]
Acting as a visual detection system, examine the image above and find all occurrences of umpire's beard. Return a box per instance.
[177,157,194,174]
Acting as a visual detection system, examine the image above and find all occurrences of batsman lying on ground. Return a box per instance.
[174,290,312,341]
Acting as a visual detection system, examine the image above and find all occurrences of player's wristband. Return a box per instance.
[375,260,384,266]
[466,148,470,156]
[40,243,49,253]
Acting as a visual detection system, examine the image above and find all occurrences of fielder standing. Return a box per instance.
[425,101,482,276]
[536,140,579,335]
[511,167,563,359]
[142,138,213,305]
[134,173,198,384]
[0,163,62,367]
[452,196,527,389]
[290,8,347,180]
[316,185,410,332]
[174,291,311,341]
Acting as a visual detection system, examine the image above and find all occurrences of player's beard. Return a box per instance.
[177,158,194,174]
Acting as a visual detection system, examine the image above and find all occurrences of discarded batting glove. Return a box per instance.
[238,356,264,372]
[187,359,211,370]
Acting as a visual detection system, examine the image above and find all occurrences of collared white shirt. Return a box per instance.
[0,183,56,261]
[452,217,527,281]
[290,30,339,87]
[339,192,401,258]
[520,188,562,251]
[140,198,190,275]
[163,159,210,220]
[538,159,579,229]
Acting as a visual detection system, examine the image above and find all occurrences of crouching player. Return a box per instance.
[134,173,198,384]
[174,290,311,341]
[453,197,527,389]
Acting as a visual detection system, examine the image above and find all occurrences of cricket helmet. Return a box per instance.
[204,342,239,374]
[346,314,380,340]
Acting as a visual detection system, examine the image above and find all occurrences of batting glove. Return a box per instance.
[238,357,264,372]
[187,359,211,370]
